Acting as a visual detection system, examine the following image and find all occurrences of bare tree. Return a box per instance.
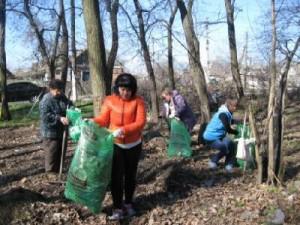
[82,0,107,116]
[167,0,177,90]
[224,0,244,99]
[23,0,63,80]
[59,0,68,92]
[267,0,277,185]
[105,0,119,94]
[133,0,159,122]
[0,0,10,120]
[70,0,77,100]
[176,0,210,122]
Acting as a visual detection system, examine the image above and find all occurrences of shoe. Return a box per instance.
[124,203,136,217]
[225,164,233,173]
[108,209,124,220]
[208,160,218,169]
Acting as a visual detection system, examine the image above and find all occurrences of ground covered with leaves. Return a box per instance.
[0,102,300,225]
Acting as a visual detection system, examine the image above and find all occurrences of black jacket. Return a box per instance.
[39,92,72,139]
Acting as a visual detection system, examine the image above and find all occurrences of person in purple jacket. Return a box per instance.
[161,87,197,133]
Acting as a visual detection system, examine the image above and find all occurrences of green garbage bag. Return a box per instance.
[64,120,114,214]
[235,124,256,170]
[167,118,192,158]
[67,108,82,141]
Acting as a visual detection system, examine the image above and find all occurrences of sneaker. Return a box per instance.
[225,164,233,173]
[108,209,124,221]
[124,203,136,217]
[208,160,218,169]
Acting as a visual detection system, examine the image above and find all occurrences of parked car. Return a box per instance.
[1,82,47,103]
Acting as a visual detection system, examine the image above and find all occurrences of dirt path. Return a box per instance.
[0,104,300,225]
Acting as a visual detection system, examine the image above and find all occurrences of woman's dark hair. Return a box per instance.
[114,73,137,96]
[49,79,64,90]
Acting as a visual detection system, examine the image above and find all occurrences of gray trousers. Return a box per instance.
[43,138,63,173]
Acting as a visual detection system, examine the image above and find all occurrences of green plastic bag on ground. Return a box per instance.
[167,118,192,158]
[235,124,256,170]
[67,108,82,141]
[64,120,114,214]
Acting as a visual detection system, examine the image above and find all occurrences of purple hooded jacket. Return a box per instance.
[163,90,197,132]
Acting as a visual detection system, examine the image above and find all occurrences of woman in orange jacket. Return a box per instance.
[94,73,146,220]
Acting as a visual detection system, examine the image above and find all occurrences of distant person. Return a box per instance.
[202,98,238,172]
[161,87,196,133]
[39,79,72,173]
[93,73,146,220]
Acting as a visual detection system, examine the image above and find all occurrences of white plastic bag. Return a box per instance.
[236,137,248,160]
[236,113,250,160]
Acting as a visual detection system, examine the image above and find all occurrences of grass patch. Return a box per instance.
[0,102,40,128]
[0,100,94,129]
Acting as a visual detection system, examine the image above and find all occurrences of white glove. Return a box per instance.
[112,128,124,138]
[169,112,176,118]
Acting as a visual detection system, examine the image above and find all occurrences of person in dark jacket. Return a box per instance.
[161,87,197,133]
[39,79,72,173]
[203,98,238,172]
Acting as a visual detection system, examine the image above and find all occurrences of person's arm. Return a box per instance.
[219,113,238,135]
[94,98,111,127]
[122,98,146,135]
[39,99,61,127]
[173,94,187,117]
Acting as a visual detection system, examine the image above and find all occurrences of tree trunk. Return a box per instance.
[70,0,77,101]
[267,0,277,184]
[167,3,177,90]
[60,0,68,93]
[133,0,159,122]
[82,0,107,116]
[224,0,244,99]
[275,37,300,180]
[176,0,210,122]
[106,0,119,94]
[249,105,265,183]
[0,0,10,120]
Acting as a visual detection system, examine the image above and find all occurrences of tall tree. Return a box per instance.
[70,0,77,100]
[82,0,107,116]
[224,0,244,99]
[105,0,119,94]
[133,0,159,122]
[59,0,68,92]
[176,0,210,122]
[23,0,63,80]
[267,0,277,185]
[0,0,10,120]
[167,0,177,90]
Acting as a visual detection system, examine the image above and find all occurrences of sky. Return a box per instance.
[5,0,270,74]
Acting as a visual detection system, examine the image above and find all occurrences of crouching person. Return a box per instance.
[203,98,238,172]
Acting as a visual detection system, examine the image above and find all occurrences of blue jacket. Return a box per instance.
[203,104,233,141]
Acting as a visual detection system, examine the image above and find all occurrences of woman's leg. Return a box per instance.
[123,143,142,204]
[111,145,125,209]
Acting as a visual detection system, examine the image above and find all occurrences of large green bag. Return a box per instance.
[167,118,192,158]
[235,123,256,170]
[64,120,114,214]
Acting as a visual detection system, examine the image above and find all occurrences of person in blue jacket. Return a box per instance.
[203,98,238,172]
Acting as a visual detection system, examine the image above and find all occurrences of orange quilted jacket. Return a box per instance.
[94,94,146,144]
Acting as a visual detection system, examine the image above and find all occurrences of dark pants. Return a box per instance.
[43,138,63,173]
[111,143,142,209]
[209,137,235,166]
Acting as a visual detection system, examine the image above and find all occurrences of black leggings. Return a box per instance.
[111,143,142,209]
